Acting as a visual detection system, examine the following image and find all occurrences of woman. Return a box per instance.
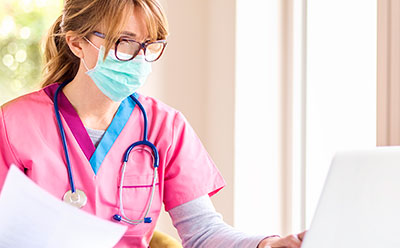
[0,0,305,247]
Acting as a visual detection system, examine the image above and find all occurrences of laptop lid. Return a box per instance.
[301,147,400,248]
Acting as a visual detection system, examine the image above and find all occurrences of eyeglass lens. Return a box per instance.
[116,39,164,62]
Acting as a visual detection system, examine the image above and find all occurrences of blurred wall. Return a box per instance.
[140,0,236,239]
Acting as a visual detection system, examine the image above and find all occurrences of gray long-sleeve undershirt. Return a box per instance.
[168,195,266,248]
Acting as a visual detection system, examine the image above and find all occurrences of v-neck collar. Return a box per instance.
[44,83,137,175]
[89,98,135,174]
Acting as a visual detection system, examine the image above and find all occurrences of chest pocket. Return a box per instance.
[119,147,161,218]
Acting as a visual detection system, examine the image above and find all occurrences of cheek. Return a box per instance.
[86,53,99,69]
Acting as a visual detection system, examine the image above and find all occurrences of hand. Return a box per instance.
[257,231,306,248]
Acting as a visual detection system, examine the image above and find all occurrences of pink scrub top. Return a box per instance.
[0,83,225,247]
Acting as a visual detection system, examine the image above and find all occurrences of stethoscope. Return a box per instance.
[54,81,159,225]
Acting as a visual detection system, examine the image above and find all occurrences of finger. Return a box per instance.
[268,234,303,248]
[284,234,302,248]
[269,235,301,248]
[297,231,307,241]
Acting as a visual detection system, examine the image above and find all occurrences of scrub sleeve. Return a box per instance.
[163,112,226,211]
[0,106,24,191]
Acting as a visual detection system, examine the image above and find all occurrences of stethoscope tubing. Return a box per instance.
[118,161,158,224]
[55,81,159,225]
[125,95,159,167]
[54,80,76,193]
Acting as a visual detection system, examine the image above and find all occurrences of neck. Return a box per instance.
[63,71,120,130]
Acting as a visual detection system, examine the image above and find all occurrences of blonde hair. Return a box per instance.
[41,0,168,87]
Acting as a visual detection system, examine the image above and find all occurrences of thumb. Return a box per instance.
[297,231,307,241]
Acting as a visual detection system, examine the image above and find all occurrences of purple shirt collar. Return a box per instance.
[44,83,96,161]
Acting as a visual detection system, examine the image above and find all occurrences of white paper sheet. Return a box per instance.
[0,165,127,248]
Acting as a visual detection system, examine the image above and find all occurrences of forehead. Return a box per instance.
[121,6,149,41]
[98,5,149,41]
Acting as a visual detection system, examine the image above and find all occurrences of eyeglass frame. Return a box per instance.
[90,31,167,62]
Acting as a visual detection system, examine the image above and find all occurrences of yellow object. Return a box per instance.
[149,230,183,248]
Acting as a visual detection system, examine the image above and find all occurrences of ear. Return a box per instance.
[65,31,85,59]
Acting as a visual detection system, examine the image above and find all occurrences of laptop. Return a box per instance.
[301,147,400,248]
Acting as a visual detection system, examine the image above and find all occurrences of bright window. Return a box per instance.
[306,0,377,225]
[0,0,62,104]
[235,0,282,235]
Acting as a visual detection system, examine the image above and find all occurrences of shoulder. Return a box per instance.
[134,94,192,139]
[136,93,182,122]
[137,94,178,114]
[1,88,53,123]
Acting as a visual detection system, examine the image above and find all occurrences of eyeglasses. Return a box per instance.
[92,31,167,62]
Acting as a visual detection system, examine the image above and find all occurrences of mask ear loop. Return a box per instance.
[82,37,101,72]
[81,58,91,72]
[84,37,100,51]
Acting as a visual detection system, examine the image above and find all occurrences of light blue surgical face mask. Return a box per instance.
[82,39,152,102]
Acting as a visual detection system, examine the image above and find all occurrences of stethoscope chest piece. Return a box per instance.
[63,189,87,208]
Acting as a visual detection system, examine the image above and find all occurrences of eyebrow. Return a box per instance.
[121,31,137,38]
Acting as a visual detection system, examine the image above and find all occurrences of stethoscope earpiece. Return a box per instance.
[113,214,153,224]
[113,214,122,221]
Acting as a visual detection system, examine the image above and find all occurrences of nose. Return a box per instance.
[137,48,145,55]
